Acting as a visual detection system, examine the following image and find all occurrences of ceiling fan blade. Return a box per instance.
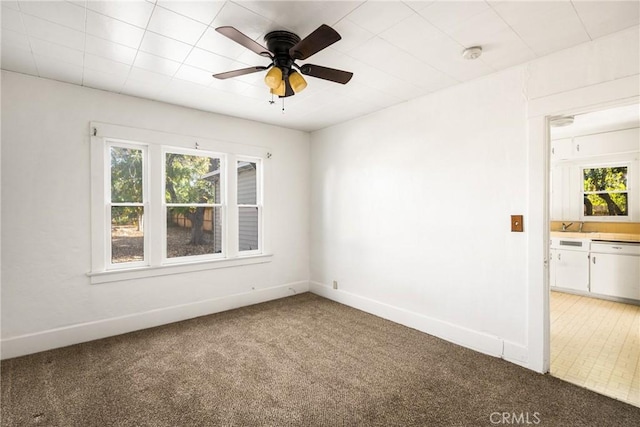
[215,26,272,57]
[289,24,341,60]
[299,64,353,84]
[212,66,268,80]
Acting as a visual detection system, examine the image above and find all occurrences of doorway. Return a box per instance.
[547,103,640,407]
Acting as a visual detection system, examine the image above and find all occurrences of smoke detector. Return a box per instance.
[550,115,575,127]
[462,46,482,60]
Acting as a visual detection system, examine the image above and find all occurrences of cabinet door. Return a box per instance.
[549,249,557,287]
[591,253,640,300]
[555,250,590,292]
[574,128,640,158]
[551,138,573,160]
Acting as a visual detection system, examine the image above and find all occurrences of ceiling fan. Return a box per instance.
[212,24,353,98]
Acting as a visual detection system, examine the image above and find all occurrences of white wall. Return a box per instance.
[0,71,310,358]
[310,26,640,369]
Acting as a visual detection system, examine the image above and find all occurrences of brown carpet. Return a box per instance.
[1,293,639,426]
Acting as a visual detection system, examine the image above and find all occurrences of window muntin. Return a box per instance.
[108,144,147,267]
[583,166,628,217]
[164,151,225,261]
[237,160,261,253]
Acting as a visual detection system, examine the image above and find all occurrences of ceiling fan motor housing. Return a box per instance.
[264,30,301,77]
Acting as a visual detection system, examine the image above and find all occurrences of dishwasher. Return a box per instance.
[590,241,640,301]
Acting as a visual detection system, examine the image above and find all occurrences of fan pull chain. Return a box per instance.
[282,97,285,114]
[269,93,275,105]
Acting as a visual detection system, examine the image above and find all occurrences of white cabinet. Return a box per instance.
[590,242,640,300]
[573,128,640,159]
[551,138,573,160]
[549,238,590,292]
[552,128,639,162]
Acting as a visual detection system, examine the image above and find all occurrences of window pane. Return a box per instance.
[165,153,220,204]
[111,206,144,263]
[111,147,143,203]
[583,167,627,192]
[237,161,257,205]
[239,207,259,251]
[584,193,628,216]
[167,206,222,258]
[583,167,628,216]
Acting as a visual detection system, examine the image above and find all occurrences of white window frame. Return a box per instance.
[106,140,150,270]
[89,122,272,284]
[162,147,227,264]
[579,160,635,222]
[237,156,263,256]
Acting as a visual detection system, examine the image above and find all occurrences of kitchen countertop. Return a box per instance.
[550,231,640,243]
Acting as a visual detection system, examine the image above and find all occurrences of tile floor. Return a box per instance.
[550,291,640,407]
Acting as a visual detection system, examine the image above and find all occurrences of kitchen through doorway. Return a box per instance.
[548,103,640,407]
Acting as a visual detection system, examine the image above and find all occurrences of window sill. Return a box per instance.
[87,253,273,284]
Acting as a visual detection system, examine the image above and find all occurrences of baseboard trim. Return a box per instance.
[1,281,309,360]
[310,281,529,368]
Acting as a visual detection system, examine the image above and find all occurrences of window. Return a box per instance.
[109,143,147,268]
[237,160,261,253]
[583,166,628,217]
[165,151,224,261]
[90,122,269,283]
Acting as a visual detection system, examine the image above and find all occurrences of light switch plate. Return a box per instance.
[511,215,524,232]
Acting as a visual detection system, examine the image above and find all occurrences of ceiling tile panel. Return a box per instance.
[237,1,363,37]
[84,35,138,65]
[146,5,208,45]
[209,2,275,39]
[126,67,172,88]
[572,0,640,39]
[2,1,20,10]
[174,64,217,86]
[331,19,376,54]
[18,0,85,31]
[155,1,224,25]
[2,5,26,33]
[22,14,85,50]
[86,0,155,28]
[196,26,254,60]
[34,55,83,84]
[1,27,30,50]
[86,10,146,49]
[84,53,132,78]
[133,51,181,76]
[1,44,38,75]
[470,28,535,70]
[446,8,509,47]
[29,38,84,67]
[345,1,414,34]
[82,68,128,92]
[139,31,192,62]
[419,0,490,32]
[509,7,590,56]
[184,47,235,73]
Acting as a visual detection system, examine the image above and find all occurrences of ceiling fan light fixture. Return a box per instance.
[264,67,283,89]
[271,80,286,97]
[289,71,307,93]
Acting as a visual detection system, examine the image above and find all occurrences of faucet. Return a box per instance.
[578,222,584,233]
[561,222,573,231]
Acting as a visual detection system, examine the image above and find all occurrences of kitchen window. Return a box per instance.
[582,165,628,217]
[89,122,270,284]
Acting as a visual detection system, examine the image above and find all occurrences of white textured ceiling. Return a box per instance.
[2,1,639,132]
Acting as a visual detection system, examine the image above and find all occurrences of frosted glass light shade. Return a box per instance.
[270,80,286,96]
[289,71,307,93]
[264,67,283,89]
